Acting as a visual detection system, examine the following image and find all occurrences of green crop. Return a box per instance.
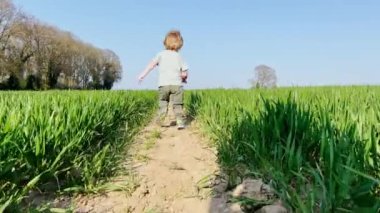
[186,86,380,212]
[1,86,379,212]
[0,91,156,211]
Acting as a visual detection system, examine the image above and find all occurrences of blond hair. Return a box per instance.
[163,30,183,51]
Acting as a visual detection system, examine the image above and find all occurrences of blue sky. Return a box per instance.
[14,0,380,89]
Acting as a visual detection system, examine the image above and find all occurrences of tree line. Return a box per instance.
[0,0,122,90]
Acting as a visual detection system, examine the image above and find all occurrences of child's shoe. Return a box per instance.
[169,120,177,126]
[177,119,185,130]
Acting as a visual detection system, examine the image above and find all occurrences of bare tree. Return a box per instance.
[251,64,277,88]
[0,0,17,50]
[7,15,36,79]
[0,0,18,81]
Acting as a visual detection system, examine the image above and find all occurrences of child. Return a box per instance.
[138,30,188,129]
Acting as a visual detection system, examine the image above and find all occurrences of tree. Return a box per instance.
[0,1,122,90]
[0,0,18,80]
[7,73,19,89]
[7,14,35,81]
[0,0,17,50]
[25,74,41,90]
[100,49,122,90]
[251,65,277,88]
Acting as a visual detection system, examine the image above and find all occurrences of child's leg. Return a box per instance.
[171,85,185,129]
[157,86,170,126]
[168,94,176,125]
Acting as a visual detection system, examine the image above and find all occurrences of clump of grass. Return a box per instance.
[135,154,152,163]
[144,207,163,213]
[143,138,156,150]
[150,129,162,139]
[141,128,162,151]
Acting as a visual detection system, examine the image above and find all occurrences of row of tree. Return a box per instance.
[0,0,122,90]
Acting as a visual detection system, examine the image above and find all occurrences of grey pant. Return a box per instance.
[158,85,184,121]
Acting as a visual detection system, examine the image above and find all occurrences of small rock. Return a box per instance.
[227,203,244,213]
[217,203,225,209]
[139,189,149,198]
[255,204,288,213]
[232,178,267,200]
[261,183,272,194]
[75,206,94,213]
[214,180,228,194]
[232,183,245,197]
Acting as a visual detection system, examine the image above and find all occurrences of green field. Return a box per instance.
[1,87,379,212]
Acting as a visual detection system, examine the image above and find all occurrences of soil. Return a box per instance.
[74,120,238,213]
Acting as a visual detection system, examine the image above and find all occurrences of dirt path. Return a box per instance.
[75,121,239,213]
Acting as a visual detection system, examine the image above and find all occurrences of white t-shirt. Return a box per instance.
[153,50,189,86]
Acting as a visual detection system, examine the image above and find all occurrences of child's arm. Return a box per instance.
[138,60,158,83]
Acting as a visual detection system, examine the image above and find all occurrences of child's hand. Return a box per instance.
[137,74,145,84]
[181,71,188,83]
[138,60,158,84]
[181,71,187,79]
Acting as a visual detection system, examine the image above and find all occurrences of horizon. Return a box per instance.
[13,0,380,89]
